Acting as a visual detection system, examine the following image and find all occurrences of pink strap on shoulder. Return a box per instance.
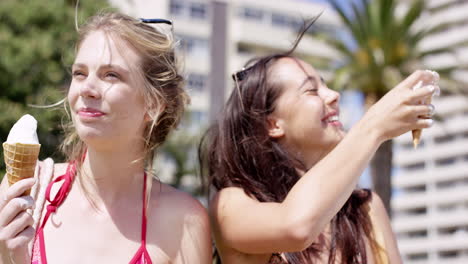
[40,161,76,229]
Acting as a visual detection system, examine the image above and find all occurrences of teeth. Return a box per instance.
[328,115,339,122]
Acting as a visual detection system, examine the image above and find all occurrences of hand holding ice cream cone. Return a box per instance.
[2,114,41,195]
[411,70,440,148]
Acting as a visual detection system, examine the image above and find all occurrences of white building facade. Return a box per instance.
[392,0,468,263]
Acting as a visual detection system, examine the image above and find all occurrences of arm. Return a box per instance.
[175,198,212,264]
[369,193,403,264]
[212,70,438,254]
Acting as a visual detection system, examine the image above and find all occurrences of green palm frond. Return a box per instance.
[319,0,467,95]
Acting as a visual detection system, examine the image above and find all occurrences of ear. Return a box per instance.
[144,112,152,123]
[267,115,285,139]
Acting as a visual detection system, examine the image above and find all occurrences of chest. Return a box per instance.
[36,196,178,263]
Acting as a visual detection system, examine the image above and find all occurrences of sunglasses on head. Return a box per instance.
[140,18,173,25]
[232,66,253,82]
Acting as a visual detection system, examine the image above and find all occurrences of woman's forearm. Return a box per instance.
[281,120,381,245]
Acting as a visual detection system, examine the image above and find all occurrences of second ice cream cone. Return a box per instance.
[412,96,432,148]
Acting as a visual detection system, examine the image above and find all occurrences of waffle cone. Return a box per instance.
[412,97,432,148]
[3,142,40,195]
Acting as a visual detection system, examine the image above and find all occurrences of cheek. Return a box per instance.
[111,91,147,120]
[67,83,79,108]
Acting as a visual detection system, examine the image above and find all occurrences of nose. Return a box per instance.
[79,74,101,99]
[322,86,340,106]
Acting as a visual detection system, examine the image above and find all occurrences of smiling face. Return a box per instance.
[68,30,148,151]
[267,57,345,166]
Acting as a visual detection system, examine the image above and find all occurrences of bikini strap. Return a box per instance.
[40,161,76,229]
[141,172,148,244]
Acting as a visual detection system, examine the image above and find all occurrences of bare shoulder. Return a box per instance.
[368,191,388,218]
[149,181,212,263]
[368,193,403,263]
[210,186,251,214]
[150,180,208,222]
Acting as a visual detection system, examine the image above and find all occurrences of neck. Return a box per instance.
[77,143,147,207]
[297,144,337,174]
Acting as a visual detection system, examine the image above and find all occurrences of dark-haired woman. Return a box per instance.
[200,19,438,264]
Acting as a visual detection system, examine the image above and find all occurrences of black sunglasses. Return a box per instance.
[232,66,253,82]
[140,18,173,25]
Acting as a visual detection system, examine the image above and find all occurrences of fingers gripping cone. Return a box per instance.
[411,97,431,148]
[412,70,439,148]
[2,114,40,195]
[3,142,40,195]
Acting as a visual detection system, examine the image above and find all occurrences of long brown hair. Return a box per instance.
[200,16,377,264]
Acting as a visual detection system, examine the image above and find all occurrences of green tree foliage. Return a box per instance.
[322,0,468,214]
[157,110,208,196]
[0,0,109,176]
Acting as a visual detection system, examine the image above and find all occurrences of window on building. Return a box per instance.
[403,184,426,193]
[187,73,207,92]
[405,207,427,216]
[190,2,207,19]
[438,226,460,235]
[239,7,264,21]
[312,23,339,35]
[436,179,459,189]
[271,13,301,30]
[402,162,425,171]
[439,250,460,259]
[435,157,457,167]
[170,0,184,16]
[177,34,208,55]
[407,230,428,238]
[462,130,468,138]
[435,134,456,144]
[438,203,457,212]
[407,252,428,261]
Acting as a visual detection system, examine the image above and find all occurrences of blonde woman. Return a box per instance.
[0,12,211,264]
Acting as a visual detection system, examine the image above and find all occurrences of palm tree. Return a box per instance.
[321,0,467,215]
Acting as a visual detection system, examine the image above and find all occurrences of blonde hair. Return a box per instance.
[61,11,188,174]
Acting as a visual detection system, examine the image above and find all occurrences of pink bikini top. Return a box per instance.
[31,162,152,264]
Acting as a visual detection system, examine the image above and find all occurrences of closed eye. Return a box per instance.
[305,88,318,94]
[104,71,121,80]
[72,70,86,79]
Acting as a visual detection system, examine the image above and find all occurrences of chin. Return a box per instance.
[76,125,107,141]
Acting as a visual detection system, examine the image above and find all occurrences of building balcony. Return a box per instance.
[394,136,468,167]
[393,162,468,188]
[393,209,468,233]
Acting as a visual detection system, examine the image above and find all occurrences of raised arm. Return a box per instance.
[211,70,437,254]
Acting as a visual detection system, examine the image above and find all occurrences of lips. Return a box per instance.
[77,107,105,117]
[322,110,340,122]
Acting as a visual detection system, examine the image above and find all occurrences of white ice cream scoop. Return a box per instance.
[6,114,39,144]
